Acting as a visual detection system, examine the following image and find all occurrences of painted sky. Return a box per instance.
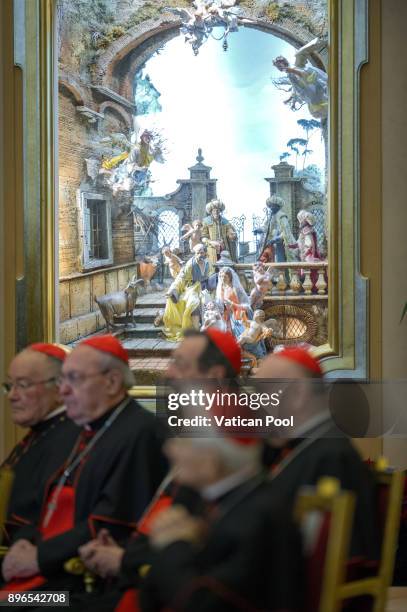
[136,26,325,237]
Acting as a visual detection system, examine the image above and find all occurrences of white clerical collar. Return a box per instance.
[201,466,258,502]
[43,405,66,421]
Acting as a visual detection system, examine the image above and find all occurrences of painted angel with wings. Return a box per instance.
[272,38,328,119]
[164,1,250,55]
[164,3,207,55]
[99,129,165,196]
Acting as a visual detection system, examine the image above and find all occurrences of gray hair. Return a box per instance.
[193,243,207,254]
[191,437,262,473]
[99,353,135,389]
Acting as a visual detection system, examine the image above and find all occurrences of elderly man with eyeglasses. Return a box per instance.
[1,343,80,546]
[0,334,168,600]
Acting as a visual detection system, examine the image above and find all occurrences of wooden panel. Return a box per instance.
[69,276,91,318]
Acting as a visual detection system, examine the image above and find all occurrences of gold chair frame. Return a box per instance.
[294,477,356,612]
[333,468,404,612]
[295,467,404,612]
[0,467,14,556]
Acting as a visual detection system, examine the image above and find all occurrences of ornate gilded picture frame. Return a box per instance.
[15,0,370,383]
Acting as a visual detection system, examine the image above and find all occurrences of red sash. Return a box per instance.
[0,486,75,598]
[40,486,75,540]
[137,495,172,536]
[115,588,140,612]
[114,494,173,612]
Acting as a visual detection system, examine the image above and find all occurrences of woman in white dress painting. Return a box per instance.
[216,267,267,359]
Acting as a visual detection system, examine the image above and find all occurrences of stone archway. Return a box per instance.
[98,101,133,130]
[93,14,326,105]
[59,72,90,106]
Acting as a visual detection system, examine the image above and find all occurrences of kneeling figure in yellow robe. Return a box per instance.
[163,244,215,342]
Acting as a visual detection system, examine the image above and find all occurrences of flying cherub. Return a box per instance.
[250,262,272,310]
[181,220,203,252]
[163,3,207,55]
[164,1,251,55]
[272,37,328,119]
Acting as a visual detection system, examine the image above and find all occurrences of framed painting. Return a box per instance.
[10,0,372,388]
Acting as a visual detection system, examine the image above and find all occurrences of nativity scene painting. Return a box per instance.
[58,0,329,382]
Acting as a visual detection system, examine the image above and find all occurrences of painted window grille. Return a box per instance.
[79,191,113,270]
[158,210,180,250]
[231,214,247,259]
[87,200,108,260]
[307,205,327,257]
[252,208,268,256]
[231,214,246,242]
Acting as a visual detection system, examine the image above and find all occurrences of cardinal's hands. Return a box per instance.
[2,540,39,581]
[79,529,124,579]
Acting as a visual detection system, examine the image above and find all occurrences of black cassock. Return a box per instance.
[1,411,80,542]
[36,398,168,577]
[140,476,303,612]
[2,398,168,594]
[264,422,381,562]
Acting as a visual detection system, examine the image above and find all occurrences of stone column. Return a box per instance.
[179,149,217,220]
[265,162,297,227]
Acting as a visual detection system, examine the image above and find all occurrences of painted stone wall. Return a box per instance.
[59,89,86,276]
[59,263,137,344]
[59,89,135,277]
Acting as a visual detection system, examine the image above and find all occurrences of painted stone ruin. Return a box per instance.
[58,0,329,382]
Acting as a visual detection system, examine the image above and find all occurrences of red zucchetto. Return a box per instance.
[29,343,69,362]
[204,328,242,375]
[275,346,323,377]
[79,334,129,364]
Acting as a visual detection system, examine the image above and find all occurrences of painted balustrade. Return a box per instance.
[232,262,328,299]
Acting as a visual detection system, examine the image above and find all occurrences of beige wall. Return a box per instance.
[381,0,407,468]
[1,0,406,462]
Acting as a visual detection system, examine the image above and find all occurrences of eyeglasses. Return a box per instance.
[56,369,110,388]
[2,377,57,394]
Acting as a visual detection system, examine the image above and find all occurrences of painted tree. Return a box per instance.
[297,118,321,168]
[297,118,321,141]
[296,164,324,193]
[302,147,313,169]
[287,138,307,170]
[279,151,291,162]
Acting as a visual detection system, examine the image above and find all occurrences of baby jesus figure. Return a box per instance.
[181,220,203,252]
[200,301,227,333]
